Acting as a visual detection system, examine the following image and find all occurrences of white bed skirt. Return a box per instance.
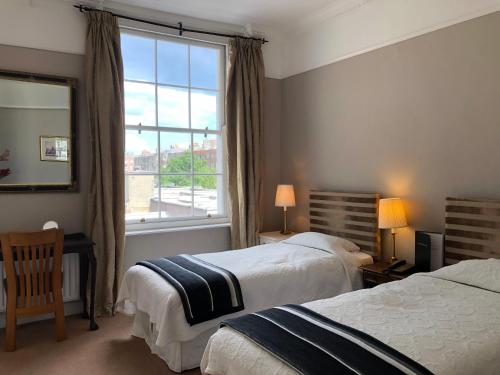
[130,308,216,373]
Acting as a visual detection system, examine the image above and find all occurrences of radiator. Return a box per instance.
[0,253,80,312]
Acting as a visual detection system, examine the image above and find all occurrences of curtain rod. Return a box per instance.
[74,4,269,44]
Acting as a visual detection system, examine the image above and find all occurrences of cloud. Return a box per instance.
[124,81,219,130]
[126,131,156,155]
[125,81,155,126]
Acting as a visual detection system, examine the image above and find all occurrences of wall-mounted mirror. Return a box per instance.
[0,70,77,192]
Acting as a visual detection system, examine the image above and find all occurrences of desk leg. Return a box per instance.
[79,253,90,319]
[89,249,99,331]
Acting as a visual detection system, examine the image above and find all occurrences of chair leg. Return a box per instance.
[5,304,16,352]
[54,292,66,342]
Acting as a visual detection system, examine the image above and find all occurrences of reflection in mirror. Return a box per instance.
[0,71,77,192]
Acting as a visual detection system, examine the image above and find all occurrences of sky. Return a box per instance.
[121,33,221,143]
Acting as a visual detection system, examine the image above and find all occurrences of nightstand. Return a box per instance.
[258,231,296,245]
[359,261,416,288]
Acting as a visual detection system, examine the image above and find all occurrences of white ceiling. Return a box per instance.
[100,0,354,30]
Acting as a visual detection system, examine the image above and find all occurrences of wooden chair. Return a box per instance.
[1,229,66,351]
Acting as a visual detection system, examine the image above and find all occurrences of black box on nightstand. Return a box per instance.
[415,231,444,272]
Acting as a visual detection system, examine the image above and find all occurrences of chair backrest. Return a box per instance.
[1,229,64,309]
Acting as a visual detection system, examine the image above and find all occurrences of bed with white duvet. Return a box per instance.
[116,232,373,372]
[201,259,500,375]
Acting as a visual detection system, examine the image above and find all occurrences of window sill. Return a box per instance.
[125,222,230,237]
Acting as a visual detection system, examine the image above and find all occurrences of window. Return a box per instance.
[121,30,227,229]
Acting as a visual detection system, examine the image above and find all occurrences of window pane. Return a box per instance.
[158,86,189,128]
[160,175,193,218]
[194,175,222,217]
[158,40,188,86]
[193,133,219,173]
[125,175,159,221]
[125,129,158,173]
[121,34,155,82]
[191,90,218,130]
[125,81,156,126]
[190,45,219,90]
[160,132,191,173]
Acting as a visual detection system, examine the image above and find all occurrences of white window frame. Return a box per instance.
[121,25,229,233]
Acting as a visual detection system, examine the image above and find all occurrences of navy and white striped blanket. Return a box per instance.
[137,255,244,325]
[221,304,434,375]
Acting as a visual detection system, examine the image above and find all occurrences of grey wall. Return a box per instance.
[123,226,230,270]
[281,11,500,262]
[0,108,71,184]
[0,45,88,232]
[262,78,283,232]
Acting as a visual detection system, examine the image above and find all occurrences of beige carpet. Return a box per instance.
[0,313,202,375]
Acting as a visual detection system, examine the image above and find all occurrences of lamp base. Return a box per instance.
[280,207,292,236]
[390,231,398,263]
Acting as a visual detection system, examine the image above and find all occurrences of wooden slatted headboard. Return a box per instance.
[445,197,500,265]
[309,191,381,259]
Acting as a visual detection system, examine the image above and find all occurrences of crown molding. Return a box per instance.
[282,0,500,78]
[291,0,374,35]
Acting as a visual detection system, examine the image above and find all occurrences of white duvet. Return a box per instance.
[116,239,371,371]
[201,259,500,375]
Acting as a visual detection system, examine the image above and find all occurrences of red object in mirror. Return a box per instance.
[0,168,11,178]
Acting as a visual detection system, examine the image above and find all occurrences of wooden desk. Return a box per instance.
[0,232,98,331]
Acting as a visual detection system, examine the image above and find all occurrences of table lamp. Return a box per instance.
[275,184,295,235]
[378,198,407,262]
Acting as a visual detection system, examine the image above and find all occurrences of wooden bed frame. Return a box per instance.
[309,191,381,259]
[445,197,500,265]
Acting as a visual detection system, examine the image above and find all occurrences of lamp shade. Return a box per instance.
[275,185,296,207]
[378,198,407,229]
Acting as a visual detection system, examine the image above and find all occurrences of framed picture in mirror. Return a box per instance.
[40,136,70,162]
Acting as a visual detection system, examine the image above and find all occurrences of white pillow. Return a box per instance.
[282,232,360,253]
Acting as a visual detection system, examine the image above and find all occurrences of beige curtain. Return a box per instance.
[85,11,125,315]
[226,37,265,249]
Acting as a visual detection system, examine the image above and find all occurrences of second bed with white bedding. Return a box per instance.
[117,234,373,372]
[201,259,500,375]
